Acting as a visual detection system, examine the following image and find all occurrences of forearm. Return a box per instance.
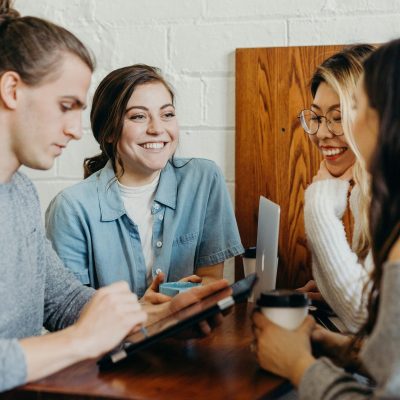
[305,181,368,331]
[196,263,224,284]
[19,326,89,383]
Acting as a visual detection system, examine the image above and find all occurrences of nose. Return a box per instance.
[64,115,83,141]
[147,117,164,135]
[316,117,334,140]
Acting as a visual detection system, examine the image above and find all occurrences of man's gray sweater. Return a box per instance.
[0,172,94,392]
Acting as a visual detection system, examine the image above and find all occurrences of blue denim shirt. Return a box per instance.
[45,158,244,297]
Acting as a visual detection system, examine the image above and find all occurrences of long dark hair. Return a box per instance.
[0,0,94,85]
[84,64,175,178]
[358,39,400,337]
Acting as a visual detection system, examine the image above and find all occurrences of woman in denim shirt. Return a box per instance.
[46,64,244,303]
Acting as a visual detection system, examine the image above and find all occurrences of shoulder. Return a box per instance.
[171,158,222,179]
[48,173,100,212]
[14,171,38,197]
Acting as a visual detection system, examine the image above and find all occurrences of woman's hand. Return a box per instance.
[296,279,324,302]
[311,325,354,366]
[144,279,231,337]
[142,274,203,305]
[141,272,172,305]
[179,275,203,284]
[313,161,353,183]
[252,312,316,386]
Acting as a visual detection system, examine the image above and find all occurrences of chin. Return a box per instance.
[325,161,353,177]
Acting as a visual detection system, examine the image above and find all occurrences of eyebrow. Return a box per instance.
[125,103,175,113]
[311,103,340,111]
[60,96,87,110]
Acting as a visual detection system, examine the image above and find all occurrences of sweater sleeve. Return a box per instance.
[304,180,369,332]
[0,339,27,392]
[43,236,95,331]
[299,261,400,399]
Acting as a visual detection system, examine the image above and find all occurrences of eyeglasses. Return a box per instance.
[298,109,344,136]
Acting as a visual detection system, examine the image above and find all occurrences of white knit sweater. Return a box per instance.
[304,179,373,333]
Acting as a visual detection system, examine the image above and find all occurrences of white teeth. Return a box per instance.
[142,142,165,149]
[321,148,346,156]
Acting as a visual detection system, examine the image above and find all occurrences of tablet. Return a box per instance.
[98,274,257,370]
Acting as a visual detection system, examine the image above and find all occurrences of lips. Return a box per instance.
[320,146,347,161]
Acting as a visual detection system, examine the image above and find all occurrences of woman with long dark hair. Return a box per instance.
[46,64,243,303]
[252,39,400,398]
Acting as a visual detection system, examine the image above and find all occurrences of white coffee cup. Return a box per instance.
[242,247,256,301]
[257,290,309,330]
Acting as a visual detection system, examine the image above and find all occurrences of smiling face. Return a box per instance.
[309,82,356,177]
[116,81,179,186]
[11,53,91,171]
[352,76,379,170]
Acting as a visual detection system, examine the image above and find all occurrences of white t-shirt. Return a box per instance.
[117,174,160,281]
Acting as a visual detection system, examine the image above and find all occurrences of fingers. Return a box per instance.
[306,292,324,301]
[149,292,172,304]
[150,272,165,290]
[191,279,230,299]
[296,279,316,292]
[180,275,203,283]
[297,315,315,336]
[252,310,269,330]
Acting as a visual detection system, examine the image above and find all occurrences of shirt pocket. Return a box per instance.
[172,232,199,247]
[169,232,199,280]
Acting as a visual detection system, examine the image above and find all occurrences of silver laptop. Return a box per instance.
[253,196,280,301]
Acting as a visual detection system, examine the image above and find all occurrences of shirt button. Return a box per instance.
[154,204,160,210]
[156,241,163,248]
[158,214,164,221]
[155,268,162,275]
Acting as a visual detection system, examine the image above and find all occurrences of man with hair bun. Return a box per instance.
[0,0,228,392]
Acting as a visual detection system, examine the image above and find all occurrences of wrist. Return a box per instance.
[66,324,98,360]
[289,354,316,387]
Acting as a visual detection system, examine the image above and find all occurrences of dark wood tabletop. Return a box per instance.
[3,303,290,400]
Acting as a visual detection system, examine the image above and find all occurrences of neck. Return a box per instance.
[117,166,160,187]
[0,117,21,183]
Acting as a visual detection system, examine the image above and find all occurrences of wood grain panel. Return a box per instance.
[235,45,351,288]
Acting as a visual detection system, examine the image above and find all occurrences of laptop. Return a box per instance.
[253,196,281,301]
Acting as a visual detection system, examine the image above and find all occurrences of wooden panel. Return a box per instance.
[235,45,350,288]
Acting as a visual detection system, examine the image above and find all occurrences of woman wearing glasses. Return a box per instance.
[297,45,375,332]
[252,37,400,399]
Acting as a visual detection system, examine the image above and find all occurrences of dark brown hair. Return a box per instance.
[84,64,174,178]
[0,0,94,85]
[358,39,400,338]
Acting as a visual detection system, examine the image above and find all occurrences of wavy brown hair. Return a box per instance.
[84,64,174,178]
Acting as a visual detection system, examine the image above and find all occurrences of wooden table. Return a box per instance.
[3,303,290,400]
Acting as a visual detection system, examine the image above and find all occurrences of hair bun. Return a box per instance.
[0,0,20,23]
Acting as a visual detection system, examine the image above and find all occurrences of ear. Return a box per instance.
[0,71,22,110]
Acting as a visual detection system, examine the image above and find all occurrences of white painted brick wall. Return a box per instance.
[15,0,400,282]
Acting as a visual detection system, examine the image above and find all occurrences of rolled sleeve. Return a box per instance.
[196,166,244,267]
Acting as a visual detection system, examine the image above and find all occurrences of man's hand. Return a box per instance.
[72,281,147,359]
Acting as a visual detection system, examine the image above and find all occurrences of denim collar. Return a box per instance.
[97,161,177,222]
